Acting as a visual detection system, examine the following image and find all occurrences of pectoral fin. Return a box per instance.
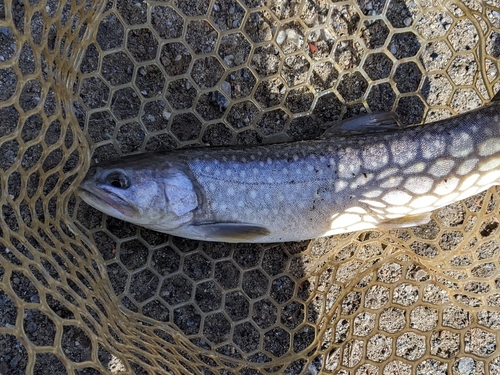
[190,222,271,242]
[378,212,432,230]
[322,112,403,137]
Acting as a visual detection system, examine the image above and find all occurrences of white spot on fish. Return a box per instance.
[363,215,378,223]
[435,192,460,207]
[347,222,376,232]
[404,176,433,194]
[208,183,216,192]
[457,158,479,175]
[477,170,500,186]
[404,162,426,174]
[421,133,446,159]
[335,180,347,192]
[434,177,459,195]
[226,169,232,176]
[227,187,235,195]
[449,132,473,158]
[376,167,399,181]
[363,190,382,198]
[391,136,418,166]
[459,174,479,191]
[456,186,481,201]
[380,176,404,189]
[428,158,454,177]
[382,190,412,205]
[293,154,299,161]
[478,138,500,156]
[204,166,212,173]
[386,206,412,214]
[346,207,367,214]
[410,195,438,208]
[362,143,389,170]
[359,199,386,208]
[330,213,362,228]
[250,190,257,199]
[479,157,500,172]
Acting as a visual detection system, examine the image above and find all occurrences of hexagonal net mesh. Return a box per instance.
[1,0,500,373]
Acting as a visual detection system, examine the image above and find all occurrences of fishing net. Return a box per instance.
[1,0,500,373]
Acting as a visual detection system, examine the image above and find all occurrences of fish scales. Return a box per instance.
[78,100,500,243]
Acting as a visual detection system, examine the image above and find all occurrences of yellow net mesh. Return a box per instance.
[1,0,500,373]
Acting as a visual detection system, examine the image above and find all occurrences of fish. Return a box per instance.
[78,91,500,243]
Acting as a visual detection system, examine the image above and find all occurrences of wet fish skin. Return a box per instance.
[78,98,500,243]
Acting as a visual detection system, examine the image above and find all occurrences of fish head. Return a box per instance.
[78,156,199,231]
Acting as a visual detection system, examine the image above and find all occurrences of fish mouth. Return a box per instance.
[77,186,136,218]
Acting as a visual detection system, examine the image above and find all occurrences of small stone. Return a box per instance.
[224,54,235,66]
[161,56,170,66]
[0,27,12,36]
[276,29,286,44]
[404,17,413,26]
[213,91,229,110]
[286,28,303,46]
[457,357,475,374]
[213,3,219,11]
[162,110,171,120]
[221,81,232,96]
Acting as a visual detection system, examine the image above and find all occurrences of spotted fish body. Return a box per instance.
[79,98,500,243]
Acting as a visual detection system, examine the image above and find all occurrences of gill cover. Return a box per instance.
[165,171,198,217]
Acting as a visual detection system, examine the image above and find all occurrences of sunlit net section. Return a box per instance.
[0,0,500,374]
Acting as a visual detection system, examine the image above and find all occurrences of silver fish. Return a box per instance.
[78,93,500,243]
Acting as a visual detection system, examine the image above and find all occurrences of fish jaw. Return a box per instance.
[77,183,137,220]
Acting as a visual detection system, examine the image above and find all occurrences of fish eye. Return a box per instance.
[107,172,130,189]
